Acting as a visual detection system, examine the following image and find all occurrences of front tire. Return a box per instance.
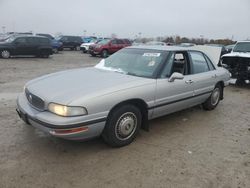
[102,105,142,147]
[202,84,222,110]
[1,50,11,59]
[53,48,58,54]
[101,49,109,58]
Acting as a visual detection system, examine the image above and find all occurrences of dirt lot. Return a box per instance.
[0,51,250,188]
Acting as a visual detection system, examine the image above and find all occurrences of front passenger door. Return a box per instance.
[13,37,29,55]
[153,52,195,118]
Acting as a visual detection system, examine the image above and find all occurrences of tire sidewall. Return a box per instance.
[103,105,142,147]
[101,50,108,58]
[203,84,222,110]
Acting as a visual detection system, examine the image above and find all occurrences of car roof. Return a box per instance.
[236,41,250,43]
[14,35,49,39]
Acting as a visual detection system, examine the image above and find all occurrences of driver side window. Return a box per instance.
[160,52,189,78]
[15,38,26,44]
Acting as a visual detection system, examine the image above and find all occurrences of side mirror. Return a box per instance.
[168,72,184,82]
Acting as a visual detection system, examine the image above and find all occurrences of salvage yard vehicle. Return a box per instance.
[0,35,53,58]
[36,33,63,53]
[57,35,83,51]
[89,38,131,58]
[220,41,250,85]
[80,39,98,53]
[16,46,231,147]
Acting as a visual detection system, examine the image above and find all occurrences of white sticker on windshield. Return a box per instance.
[143,53,161,57]
[148,61,156,66]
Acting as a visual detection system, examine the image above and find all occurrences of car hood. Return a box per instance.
[26,67,153,105]
[222,52,250,58]
[81,42,94,47]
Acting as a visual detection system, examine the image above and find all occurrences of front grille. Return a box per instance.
[25,89,45,110]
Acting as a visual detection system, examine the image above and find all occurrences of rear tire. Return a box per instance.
[76,46,80,51]
[202,84,222,110]
[102,104,141,147]
[1,50,11,59]
[39,50,50,58]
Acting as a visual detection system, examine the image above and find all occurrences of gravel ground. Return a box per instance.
[0,51,250,188]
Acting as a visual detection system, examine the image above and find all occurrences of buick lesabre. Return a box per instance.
[17,46,231,147]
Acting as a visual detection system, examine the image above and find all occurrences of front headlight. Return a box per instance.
[48,103,88,117]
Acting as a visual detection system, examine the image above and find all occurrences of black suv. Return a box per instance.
[57,36,83,50]
[0,35,53,58]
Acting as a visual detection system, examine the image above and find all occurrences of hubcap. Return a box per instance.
[211,88,220,106]
[2,50,10,58]
[115,112,137,140]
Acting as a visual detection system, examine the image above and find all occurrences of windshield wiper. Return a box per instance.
[127,72,144,78]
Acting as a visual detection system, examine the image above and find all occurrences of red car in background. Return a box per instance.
[89,38,131,58]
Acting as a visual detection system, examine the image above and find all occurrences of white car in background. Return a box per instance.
[80,39,98,53]
[146,41,167,46]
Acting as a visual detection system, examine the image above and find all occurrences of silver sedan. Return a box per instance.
[16,46,231,147]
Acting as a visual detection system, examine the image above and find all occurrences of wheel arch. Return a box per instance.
[101,48,109,53]
[107,98,149,131]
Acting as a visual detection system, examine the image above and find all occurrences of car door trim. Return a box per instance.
[148,90,212,110]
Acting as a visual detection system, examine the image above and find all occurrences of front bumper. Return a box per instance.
[16,93,106,140]
[89,48,101,55]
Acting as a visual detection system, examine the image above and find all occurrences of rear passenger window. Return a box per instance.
[204,54,215,70]
[39,38,49,44]
[189,52,209,74]
[117,40,124,44]
[111,40,118,44]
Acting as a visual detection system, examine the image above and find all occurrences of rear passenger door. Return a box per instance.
[26,37,39,55]
[117,39,125,50]
[188,51,218,99]
[109,39,119,53]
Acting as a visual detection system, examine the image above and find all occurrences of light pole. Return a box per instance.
[2,26,6,34]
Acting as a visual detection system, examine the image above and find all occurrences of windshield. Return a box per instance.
[97,39,110,45]
[233,42,250,52]
[95,48,167,78]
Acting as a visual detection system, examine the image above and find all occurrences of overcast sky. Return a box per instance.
[0,0,249,40]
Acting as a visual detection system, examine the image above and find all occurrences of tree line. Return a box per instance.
[137,36,236,45]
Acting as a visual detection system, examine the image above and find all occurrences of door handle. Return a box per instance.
[185,80,193,84]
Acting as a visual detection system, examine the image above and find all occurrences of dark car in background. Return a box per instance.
[57,36,83,51]
[36,33,63,53]
[89,38,131,58]
[0,35,53,58]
